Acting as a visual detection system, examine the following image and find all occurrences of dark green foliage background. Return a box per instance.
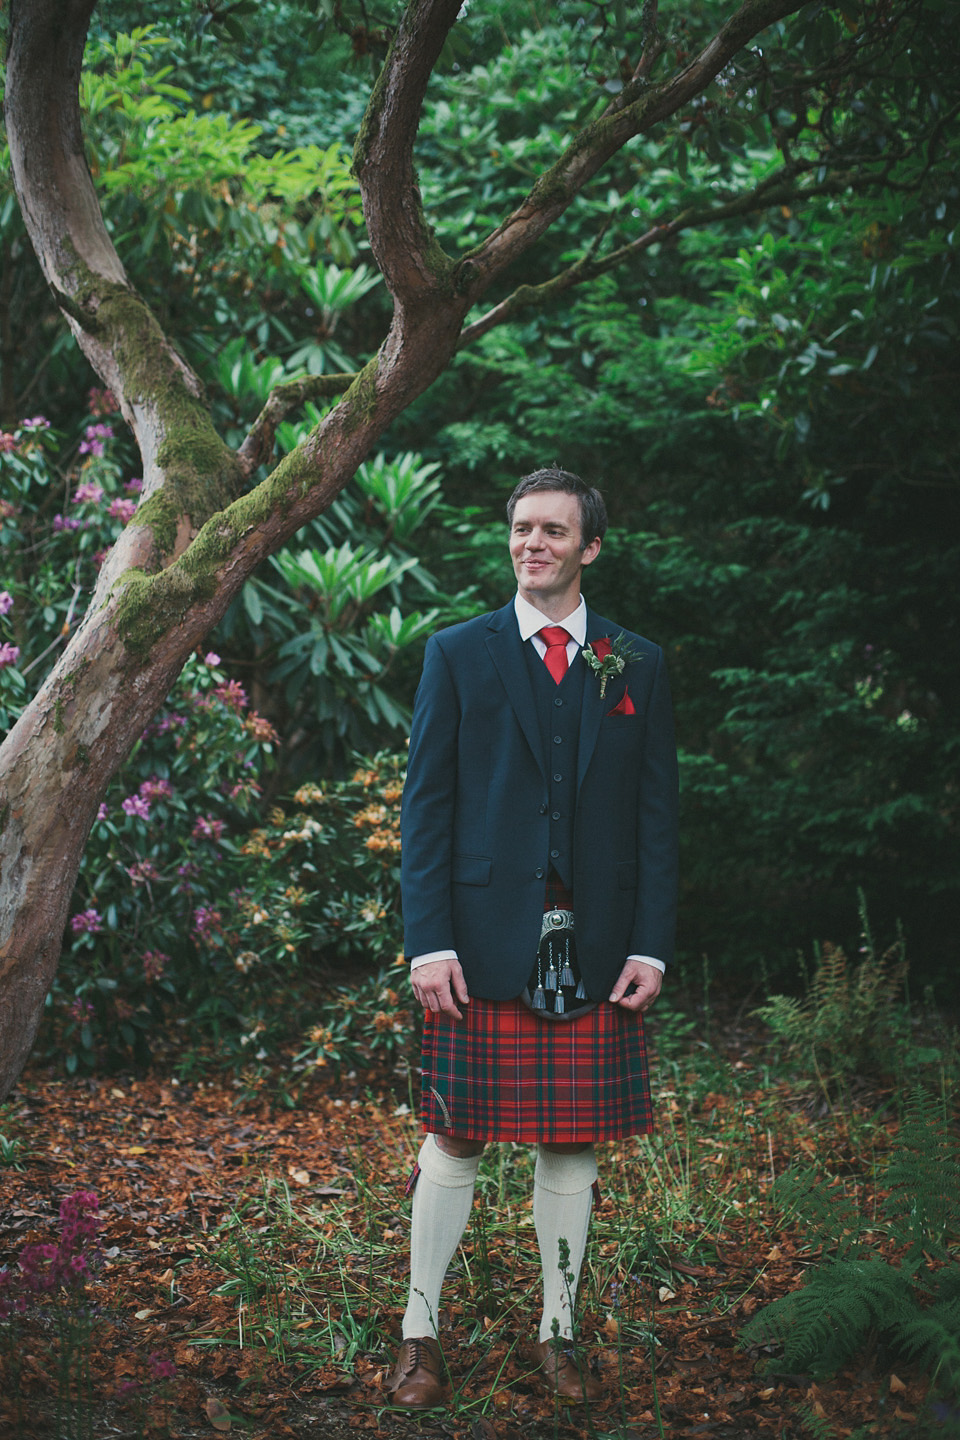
[2,0,958,995]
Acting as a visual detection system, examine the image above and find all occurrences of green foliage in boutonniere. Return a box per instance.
[582,632,643,698]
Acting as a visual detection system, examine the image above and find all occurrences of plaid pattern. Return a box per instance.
[419,998,653,1143]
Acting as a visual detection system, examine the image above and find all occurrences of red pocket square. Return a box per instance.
[607,689,636,716]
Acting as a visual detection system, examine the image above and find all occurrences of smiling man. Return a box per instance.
[390,466,679,1409]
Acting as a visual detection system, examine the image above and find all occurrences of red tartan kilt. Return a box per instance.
[419,997,653,1143]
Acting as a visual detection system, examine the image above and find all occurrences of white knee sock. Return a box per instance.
[533,1145,597,1343]
[401,1135,481,1340]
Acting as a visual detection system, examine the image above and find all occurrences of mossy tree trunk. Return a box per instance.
[0,0,805,1097]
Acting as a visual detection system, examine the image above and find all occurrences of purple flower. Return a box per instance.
[70,909,103,935]
[192,905,222,938]
[204,651,221,666]
[0,642,20,669]
[72,481,104,504]
[108,497,137,525]
[69,997,95,1021]
[78,422,113,458]
[96,802,109,821]
[0,591,13,617]
[124,477,143,493]
[53,513,82,532]
[121,794,151,820]
[22,416,50,430]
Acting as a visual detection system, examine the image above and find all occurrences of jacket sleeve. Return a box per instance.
[400,634,461,958]
[629,645,680,963]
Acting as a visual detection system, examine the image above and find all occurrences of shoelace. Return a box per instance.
[404,1337,439,1374]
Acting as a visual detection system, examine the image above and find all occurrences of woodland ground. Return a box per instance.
[0,998,954,1440]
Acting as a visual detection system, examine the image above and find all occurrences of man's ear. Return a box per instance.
[581,536,601,568]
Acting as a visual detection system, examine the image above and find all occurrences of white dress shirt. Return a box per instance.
[409,594,666,979]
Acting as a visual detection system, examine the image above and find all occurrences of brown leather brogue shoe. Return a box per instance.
[530,1337,602,1403]
[385,1335,449,1409]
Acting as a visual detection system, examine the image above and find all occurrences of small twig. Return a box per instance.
[21,562,84,677]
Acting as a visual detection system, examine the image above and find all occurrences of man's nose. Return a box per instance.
[525,529,545,549]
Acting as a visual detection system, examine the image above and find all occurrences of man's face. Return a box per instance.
[509,490,601,611]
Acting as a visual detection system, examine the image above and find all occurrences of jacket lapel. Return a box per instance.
[576,609,610,792]
[485,602,546,780]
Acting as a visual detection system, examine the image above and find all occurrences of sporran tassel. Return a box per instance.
[554,991,565,1015]
[532,986,546,1010]
[575,978,587,999]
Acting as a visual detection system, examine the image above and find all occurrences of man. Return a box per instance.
[389,467,679,1409]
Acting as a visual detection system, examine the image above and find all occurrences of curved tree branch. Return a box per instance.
[454,0,807,299]
[237,372,357,478]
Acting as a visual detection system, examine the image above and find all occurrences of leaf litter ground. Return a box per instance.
[0,1009,945,1439]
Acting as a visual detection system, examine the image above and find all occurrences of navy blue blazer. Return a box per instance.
[400,600,679,999]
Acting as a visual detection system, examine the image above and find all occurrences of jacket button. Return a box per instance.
[553,735,562,744]
[552,811,561,821]
[550,849,560,859]
[554,698,563,707]
[553,773,562,782]
[535,867,545,880]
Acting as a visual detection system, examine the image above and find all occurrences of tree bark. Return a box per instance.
[0,0,806,1098]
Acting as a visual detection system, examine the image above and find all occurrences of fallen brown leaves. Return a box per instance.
[0,1053,938,1439]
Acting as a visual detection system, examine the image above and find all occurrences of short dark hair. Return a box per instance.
[506,467,608,550]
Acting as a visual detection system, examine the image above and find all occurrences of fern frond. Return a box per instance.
[897,1299,960,1396]
[772,1166,865,1259]
[883,1087,960,1263]
[740,1257,914,1375]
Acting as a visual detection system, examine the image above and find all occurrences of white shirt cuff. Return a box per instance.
[627,954,666,974]
[409,949,458,971]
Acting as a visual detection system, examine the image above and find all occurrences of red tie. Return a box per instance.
[538,626,570,684]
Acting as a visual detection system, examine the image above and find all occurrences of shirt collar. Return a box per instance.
[513,592,587,645]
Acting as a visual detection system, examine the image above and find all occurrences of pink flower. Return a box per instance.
[121,794,151,820]
[22,416,50,430]
[0,642,20,669]
[0,591,13,616]
[0,432,17,453]
[108,497,137,525]
[88,388,118,416]
[124,477,143,493]
[72,481,104,504]
[204,651,221,666]
[53,513,82,532]
[126,860,159,884]
[214,679,248,712]
[96,802,109,821]
[68,998,95,1021]
[148,1352,177,1381]
[192,814,225,843]
[70,909,103,934]
[139,776,173,802]
[142,950,168,982]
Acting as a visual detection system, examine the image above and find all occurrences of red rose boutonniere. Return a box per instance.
[582,632,643,698]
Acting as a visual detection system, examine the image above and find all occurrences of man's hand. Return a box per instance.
[609,959,662,1013]
[411,958,470,1021]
